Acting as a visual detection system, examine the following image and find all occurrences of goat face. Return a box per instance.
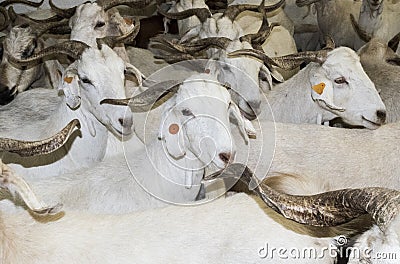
[69,3,134,47]
[159,74,249,169]
[59,45,134,137]
[365,0,384,12]
[0,26,40,105]
[313,47,386,129]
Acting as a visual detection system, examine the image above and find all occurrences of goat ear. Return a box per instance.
[125,63,146,86]
[310,70,345,112]
[159,100,186,158]
[229,102,256,143]
[59,67,81,109]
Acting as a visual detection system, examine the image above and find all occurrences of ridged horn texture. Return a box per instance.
[350,14,372,43]
[8,40,89,67]
[0,0,44,7]
[157,6,211,23]
[152,36,231,54]
[97,17,140,48]
[99,0,152,11]
[0,119,80,157]
[31,19,70,37]
[228,48,278,68]
[0,7,9,31]
[49,0,78,19]
[295,0,321,7]
[388,31,400,52]
[20,13,62,24]
[101,80,182,111]
[215,163,400,232]
[0,161,62,215]
[224,0,285,21]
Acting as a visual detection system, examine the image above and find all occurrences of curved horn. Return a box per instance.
[0,119,80,157]
[0,0,44,7]
[151,36,231,54]
[350,14,371,43]
[215,164,400,232]
[388,32,400,52]
[0,7,9,31]
[101,80,181,111]
[157,6,211,23]
[31,19,70,37]
[20,13,62,24]
[97,17,140,48]
[99,0,152,11]
[228,48,278,68]
[0,161,62,214]
[49,0,78,19]
[8,40,89,67]
[224,0,285,21]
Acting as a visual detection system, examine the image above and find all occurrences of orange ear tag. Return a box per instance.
[169,124,179,135]
[124,18,133,25]
[64,76,73,84]
[312,82,325,95]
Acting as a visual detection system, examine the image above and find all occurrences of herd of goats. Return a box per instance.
[1,0,400,263]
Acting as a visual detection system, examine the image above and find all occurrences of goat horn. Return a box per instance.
[215,163,400,232]
[99,0,152,11]
[157,6,211,23]
[49,0,78,18]
[20,13,62,24]
[8,40,89,67]
[31,19,70,37]
[152,36,231,54]
[228,49,278,68]
[0,0,43,7]
[224,0,285,21]
[295,0,320,7]
[0,7,9,31]
[101,80,181,111]
[0,161,62,214]
[350,14,371,43]
[97,17,140,48]
[388,32,400,52]
[0,119,80,157]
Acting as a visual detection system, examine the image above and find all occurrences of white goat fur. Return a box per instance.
[0,45,134,180]
[261,47,386,128]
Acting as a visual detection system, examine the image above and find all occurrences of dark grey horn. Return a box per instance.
[350,14,372,43]
[0,7,9,31]
[99,0,152,11]
[388,32,400,53]
[0,0,44,7]
[97,17,140,48]
[157,6,211,23]
[49,0,78,18]
[0,119,80,157]
[224,0,285,21]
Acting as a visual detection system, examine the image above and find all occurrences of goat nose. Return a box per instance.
[248,100,262,114]
[219,152,233,165]
[118,117,133,128]
[376,109,386,123]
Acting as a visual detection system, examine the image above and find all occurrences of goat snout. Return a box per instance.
[219,152,235,165]
[376,109,386,124]
[119,116,134,133]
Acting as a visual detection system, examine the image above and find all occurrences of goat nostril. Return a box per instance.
[219,152,231,164]
[118,118,124,126]
[376,110,386,122]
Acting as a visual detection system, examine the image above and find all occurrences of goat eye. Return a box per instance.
[182,108,193,116]
[334,77,348,84]
[95,21,106,28]
[81,77,93,85]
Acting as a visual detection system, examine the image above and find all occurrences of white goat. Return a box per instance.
[0,160,340,264]
[23,73,252,212]
[1,41,134,180]
[357,38,400,123]
[353,0,400,50]
[229,42,386,128]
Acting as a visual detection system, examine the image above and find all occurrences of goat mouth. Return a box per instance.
[362,116,382,129]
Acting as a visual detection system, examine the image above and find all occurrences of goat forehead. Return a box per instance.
[6,28,34,53]
[73,3,104,23]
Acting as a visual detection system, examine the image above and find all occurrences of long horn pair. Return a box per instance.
[97,17,140,48]
[229,36,334,70]
[100,80,182,111]
[350,14,372,43]
[157,6,212,23]
[0,119,80,157]
[224,0,285,21]
[8,40,90,67]
[213,163,400,232]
